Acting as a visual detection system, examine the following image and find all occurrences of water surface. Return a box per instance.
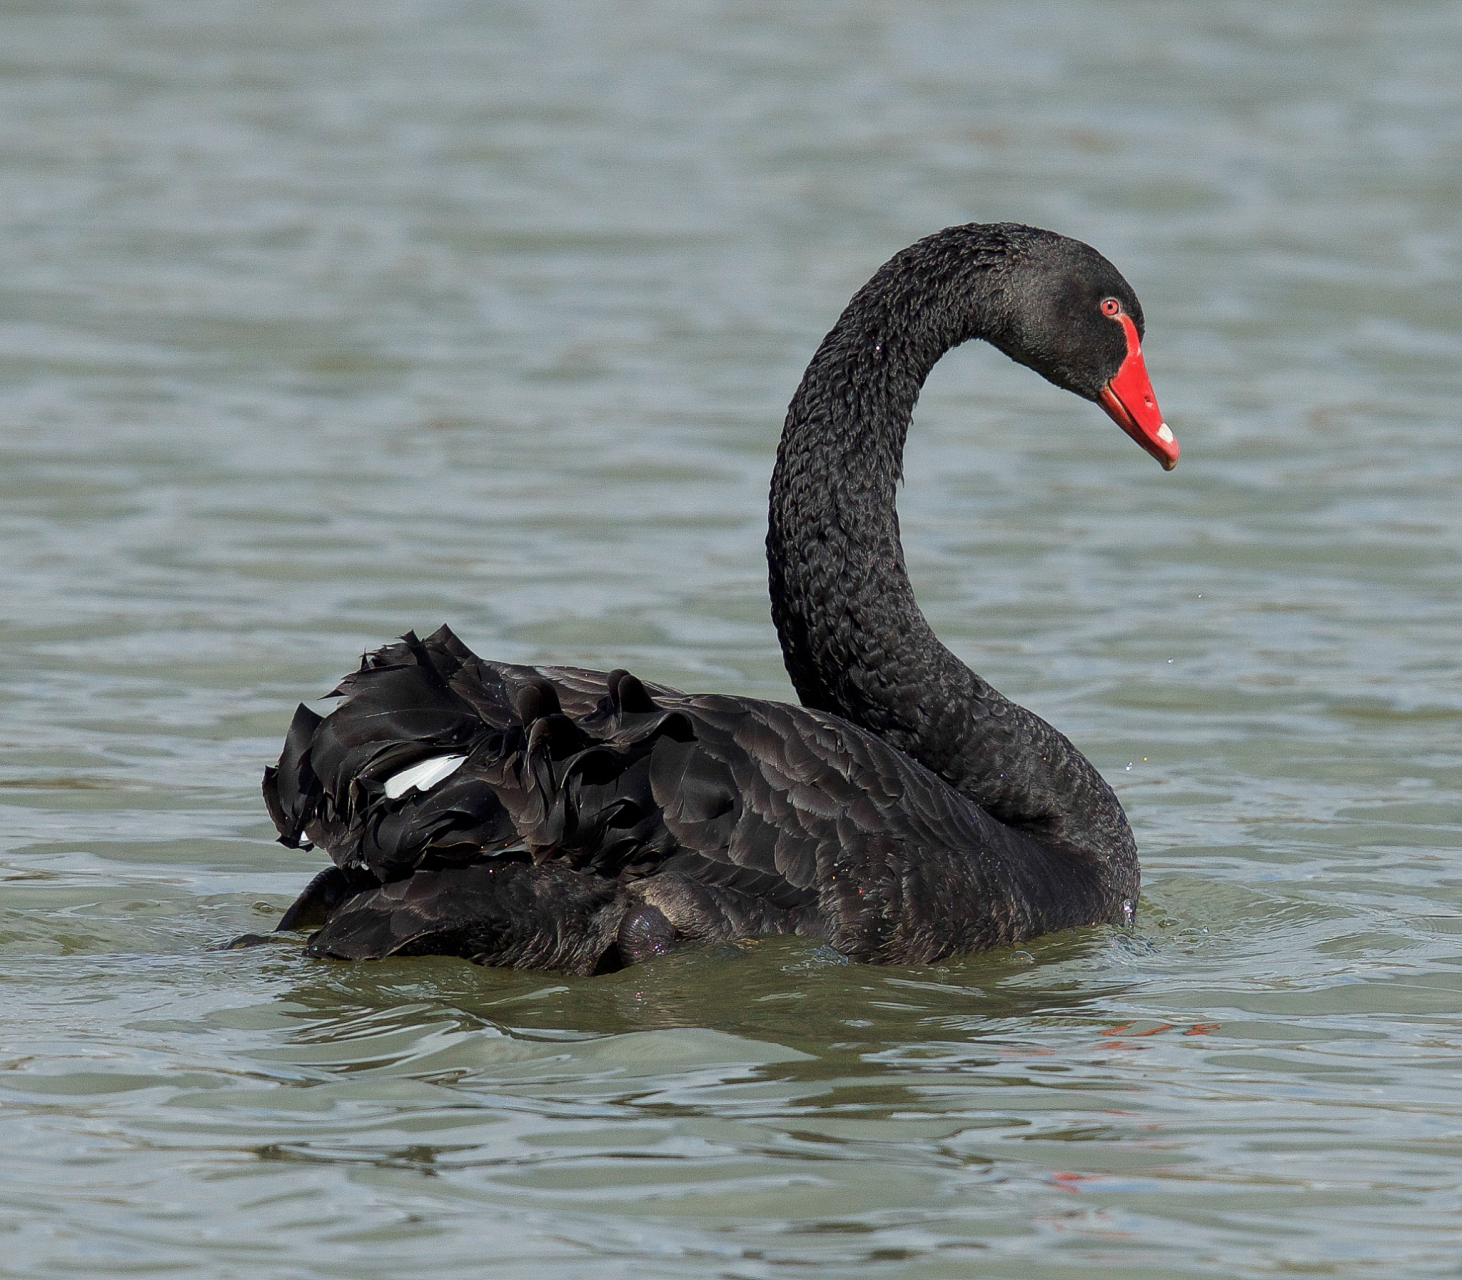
[2,2,1460,1276]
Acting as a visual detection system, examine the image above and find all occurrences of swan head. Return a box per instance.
[978,227,1179,471]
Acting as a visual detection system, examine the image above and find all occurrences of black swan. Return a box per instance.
[263,223,1177,974]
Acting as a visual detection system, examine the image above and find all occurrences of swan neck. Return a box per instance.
[767,240,993,733]
[766,230,1138,891]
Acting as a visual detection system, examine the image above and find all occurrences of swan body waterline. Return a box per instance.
[263,223,1175,973]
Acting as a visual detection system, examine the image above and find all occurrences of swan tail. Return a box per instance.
[289,864,808,975]
[301,862,627,976]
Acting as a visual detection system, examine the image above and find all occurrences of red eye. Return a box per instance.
[1101,298,1121,317]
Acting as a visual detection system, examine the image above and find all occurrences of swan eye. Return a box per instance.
[1100,298,1121,317]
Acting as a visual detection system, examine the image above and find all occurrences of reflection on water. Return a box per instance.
[269,933,1129,1048]
[2,1,1460,1276]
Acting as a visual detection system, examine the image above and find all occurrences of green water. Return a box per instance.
[2,2,1459,1275]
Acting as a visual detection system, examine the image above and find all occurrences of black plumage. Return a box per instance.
[263,223,1172,973]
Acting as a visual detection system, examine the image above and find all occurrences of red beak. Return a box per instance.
[1098,313,1178,471]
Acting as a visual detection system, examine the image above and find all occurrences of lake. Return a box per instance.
[1,2,1459,1276]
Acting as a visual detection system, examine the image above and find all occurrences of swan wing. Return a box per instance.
[264,626,1020,968]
